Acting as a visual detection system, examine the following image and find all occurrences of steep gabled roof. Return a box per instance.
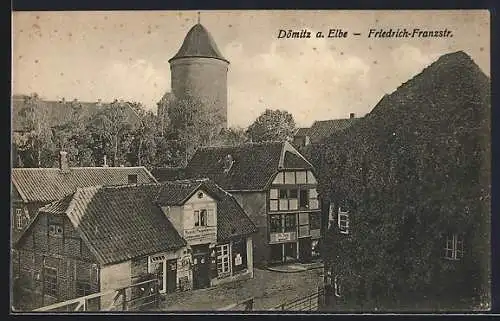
[32,184,187,266]
[305,118,360,143]
[169,23,229,63]
[12,167,158,203]
[155,179,220,206]
[151,167,186,182]
[185,141,313,191]
[198,180,257,241]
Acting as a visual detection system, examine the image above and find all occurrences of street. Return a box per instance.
[157,267,324,311]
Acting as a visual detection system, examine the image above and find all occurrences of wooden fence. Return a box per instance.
[271,287,325,311]
[33,279,159,312]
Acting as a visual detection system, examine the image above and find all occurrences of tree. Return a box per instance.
[246,109,296,143]
[87,100,133,167]
[212,127,249,146]
[167,96,225,165]
[16,93,56,167]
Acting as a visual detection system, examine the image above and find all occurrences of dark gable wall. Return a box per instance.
[15,213,99,310]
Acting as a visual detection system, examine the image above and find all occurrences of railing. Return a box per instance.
[33,279,159,312]
[217,298,254,311]
[271,287,325,311]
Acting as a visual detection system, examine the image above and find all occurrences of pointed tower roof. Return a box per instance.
[169,23,229,64]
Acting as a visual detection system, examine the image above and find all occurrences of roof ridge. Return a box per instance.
[198,141,284,151]
[12,166,149,170]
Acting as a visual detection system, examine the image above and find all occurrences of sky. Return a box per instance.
[12,10,490,128]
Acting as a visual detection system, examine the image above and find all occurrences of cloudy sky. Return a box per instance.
[12,10,490,127]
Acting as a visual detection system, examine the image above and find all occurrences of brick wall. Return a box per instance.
[14,212,99,311]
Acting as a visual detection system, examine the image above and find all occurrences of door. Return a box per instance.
[192,254,210,289]
[154,261,166,294]
[299,238,312,263]
[166,259,177,293]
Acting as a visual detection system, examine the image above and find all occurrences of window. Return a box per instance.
[309,189,319,209]
[334,276,341,297]
[44,267,58,297]
[232,238,248,273]
[284,171,295,184]
[16,209,23,230]
[270,215,282,233]
[194,209,208,227]
[296,171,307,184]
[310,212,321,230]
[284,214,297,232]
[444,234,464,260]
[128,174,138,184]
[269,189,278,211]
[216,244,230,275]
[278,189,298,211]
[49,224,63,237]
[299,190,309,208]
[338,208,349,234]
[298,213,310,237]
[76,281,92,297]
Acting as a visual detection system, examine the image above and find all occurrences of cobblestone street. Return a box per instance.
[157,267,324,311]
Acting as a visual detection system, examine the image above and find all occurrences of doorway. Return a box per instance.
[166,259,177,293]
[192,244,210,289]
[153,261,166,294]
[284,242,298,263]
[299,238,312,263]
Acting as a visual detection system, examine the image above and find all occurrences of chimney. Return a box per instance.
[350,113,355,119]
[59,151,69,171]
[103,155,108,167]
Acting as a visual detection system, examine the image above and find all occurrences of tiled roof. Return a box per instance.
[301,118,360,143]
[155,180,206,206]
[38,194,73,215]
[40,184,186,266]
[169,23,228,63]
[196,180,257,241]
[11,95,140,132]
[151,167,186,182]
[12,167,158,203]
[185,142,313,191]
[295,127,310,137]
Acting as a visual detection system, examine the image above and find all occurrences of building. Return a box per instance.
[293,113,360,148]
[155,141,322,267]
[11,151,158,244]
[10,150,160,301]
[158,21,230,130]
[14,179,256,310]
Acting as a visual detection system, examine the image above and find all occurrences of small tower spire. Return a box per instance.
[197,11,201,24]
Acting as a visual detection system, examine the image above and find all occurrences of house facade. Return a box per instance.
[160,141,322,267]
[14,180,256,311]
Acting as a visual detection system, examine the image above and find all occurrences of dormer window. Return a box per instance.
[223,154,234,174]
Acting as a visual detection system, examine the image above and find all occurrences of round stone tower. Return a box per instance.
[168,23,230,129]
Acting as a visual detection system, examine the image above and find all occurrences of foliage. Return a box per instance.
[312,52,491,310]
[246,109,296,143]
[166,96,226,164]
